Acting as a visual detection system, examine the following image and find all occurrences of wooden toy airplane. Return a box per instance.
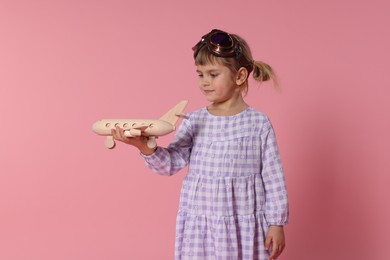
[92,100,188,149]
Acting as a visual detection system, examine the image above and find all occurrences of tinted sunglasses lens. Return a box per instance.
[210,33,232,47]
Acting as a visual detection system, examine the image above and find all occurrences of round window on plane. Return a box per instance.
[105,123,111,128]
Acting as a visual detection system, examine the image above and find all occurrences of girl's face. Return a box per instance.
[196,62,241,105]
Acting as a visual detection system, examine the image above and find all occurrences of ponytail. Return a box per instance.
[252,60,278,88]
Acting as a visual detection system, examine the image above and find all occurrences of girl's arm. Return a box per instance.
[260,118,289,259]
[260,118,289,225]
[140,117,193,176]
[111,117,192,176]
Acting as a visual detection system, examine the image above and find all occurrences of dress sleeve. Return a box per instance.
[261,118,289,226]
[140,117,193,176]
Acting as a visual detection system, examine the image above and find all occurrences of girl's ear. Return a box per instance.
[235,67,249,86]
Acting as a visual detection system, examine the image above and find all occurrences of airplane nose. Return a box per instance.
[92,121,101,133]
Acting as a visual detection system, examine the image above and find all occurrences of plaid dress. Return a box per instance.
[142,107,289,259]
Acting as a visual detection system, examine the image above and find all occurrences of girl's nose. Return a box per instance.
[200,77,210,86]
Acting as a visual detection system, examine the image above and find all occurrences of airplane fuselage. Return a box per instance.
[92,119,175,137]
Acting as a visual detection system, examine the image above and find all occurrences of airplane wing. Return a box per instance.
[123,124,151,137]
[131,124,149,131]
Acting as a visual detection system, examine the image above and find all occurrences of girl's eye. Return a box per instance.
[210,73,218,78]
[197,74,203,78]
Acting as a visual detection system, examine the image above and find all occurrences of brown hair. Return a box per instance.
[194,32,278,94]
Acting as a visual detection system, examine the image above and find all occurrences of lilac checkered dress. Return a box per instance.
[142,107,289,259]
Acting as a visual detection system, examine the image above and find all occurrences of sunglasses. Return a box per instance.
[192,29,253,70]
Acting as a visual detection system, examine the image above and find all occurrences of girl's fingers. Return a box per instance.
[111,128,119,139]
[269,244,278,259]
[269,242,285,259]
[265,236,271,250]
[113,126,127,140]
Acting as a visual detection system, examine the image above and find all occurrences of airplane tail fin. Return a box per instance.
[159,100,188,125]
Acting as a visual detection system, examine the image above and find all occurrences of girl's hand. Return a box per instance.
[265,225,286,260]
[111,126,156,155]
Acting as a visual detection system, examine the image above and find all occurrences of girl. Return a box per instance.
[113,29,289,260]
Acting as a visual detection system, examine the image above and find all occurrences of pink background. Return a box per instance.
[1,0,389,259]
